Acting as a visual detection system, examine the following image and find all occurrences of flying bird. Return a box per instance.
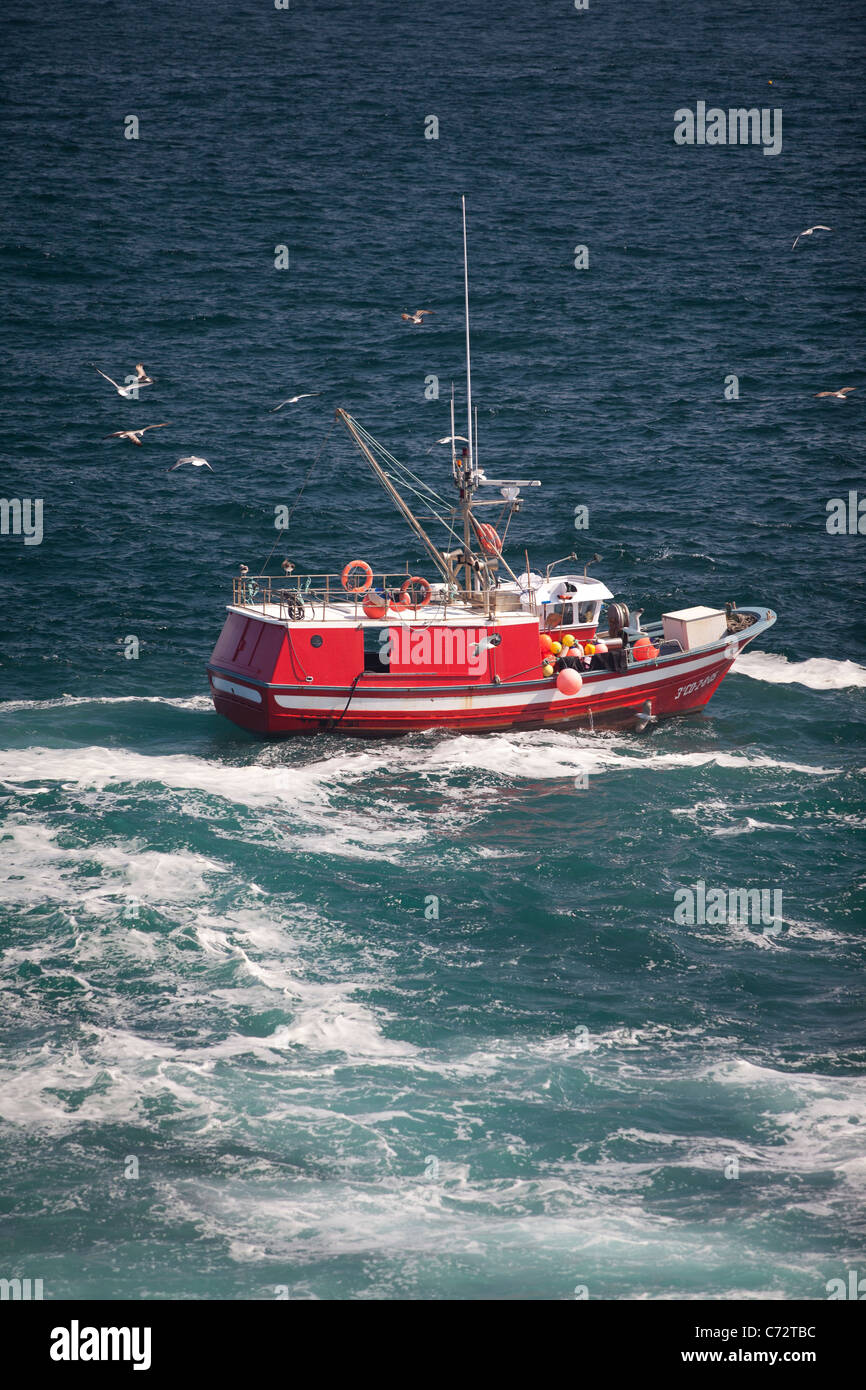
[269,392,321,412]
[92,363,153,396]
[426,433,469,453]
[169,456,213,471]
[103,423,171,446]
[814,387,856,399]
[401,310,433,324]
[792,225,832,250]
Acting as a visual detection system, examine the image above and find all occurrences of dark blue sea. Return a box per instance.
[1,0,864,1300]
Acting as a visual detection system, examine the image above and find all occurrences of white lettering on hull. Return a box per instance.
[674,670,719,701]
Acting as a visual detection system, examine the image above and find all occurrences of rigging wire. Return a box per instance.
[347,417,467,553]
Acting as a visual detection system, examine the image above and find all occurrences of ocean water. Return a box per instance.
[1,0,864,1300]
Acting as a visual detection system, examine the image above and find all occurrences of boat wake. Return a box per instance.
[0,739,840,815]
[734,652,866,690]
[0,693,212,716]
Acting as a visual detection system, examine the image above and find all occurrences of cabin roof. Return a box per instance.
[226,603,541,629]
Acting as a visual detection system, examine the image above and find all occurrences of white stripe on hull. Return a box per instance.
[266,648,726,714]
[212,676,263,703]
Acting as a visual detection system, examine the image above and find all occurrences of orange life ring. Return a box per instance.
[399,576,432,608]
[476,523,502,555]
[341,560,373,595]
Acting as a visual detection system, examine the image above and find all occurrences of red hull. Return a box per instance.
[207,609,776,737]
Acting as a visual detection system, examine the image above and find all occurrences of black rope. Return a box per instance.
[328,671,365,728]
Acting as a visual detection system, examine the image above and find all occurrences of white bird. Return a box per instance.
[93,362,153,396]
[169,456,213,471]
[401,310,433,324]
[792,225,832,249]
[814,386,856,400]
[103,423,171,447]
[269,392,321,412]
[623,608,646,640]
[426,433,469,453]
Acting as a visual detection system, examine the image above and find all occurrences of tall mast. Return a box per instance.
[461,196,475,593]
[462,195,473,475]
[450,383,457,475]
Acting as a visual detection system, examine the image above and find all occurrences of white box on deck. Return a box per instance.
[662,606,727,651]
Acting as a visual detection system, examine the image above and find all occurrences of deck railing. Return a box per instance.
[230,573,507,621]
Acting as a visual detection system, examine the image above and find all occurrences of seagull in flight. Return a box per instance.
[792,225,832,249]
[103,423,171,446]
[401,310,434,324]
[269,392,321,412]
[169,456,213,471]
[814,387,856,399]
[426,433,469,453]
[92,363,153,396]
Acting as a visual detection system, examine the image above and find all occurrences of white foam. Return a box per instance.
[401,731,837,781]
[0,820,226,912]
[0,745,422,861]
[0,693,212,715]
[735,652,866,690]
[709,817,796,836]
[699,1060,866,1181]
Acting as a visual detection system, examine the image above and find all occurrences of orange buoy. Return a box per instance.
[341,560,373,595]
[584,642,596,656]
[594,640,608,653]
[556,668,583,695]
[539,633,553,653]
[632,638,659,661]
[362,591,389,619]
[475,522,502,555]
[399,575,432,608]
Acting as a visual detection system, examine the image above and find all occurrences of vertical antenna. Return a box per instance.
[462,195,473,474]
[450,382,457,475]
[474,405,479,472]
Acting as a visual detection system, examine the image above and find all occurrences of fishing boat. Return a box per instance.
[207,200,776,737]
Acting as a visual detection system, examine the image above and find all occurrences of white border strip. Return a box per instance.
[272,650,725,713]
[212,676,262,704]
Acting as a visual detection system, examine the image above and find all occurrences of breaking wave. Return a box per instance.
[734,652,866,690]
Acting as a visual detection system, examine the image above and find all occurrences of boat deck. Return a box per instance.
[230,573,534,627]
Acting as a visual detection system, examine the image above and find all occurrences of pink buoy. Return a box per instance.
[556,668,583,696]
